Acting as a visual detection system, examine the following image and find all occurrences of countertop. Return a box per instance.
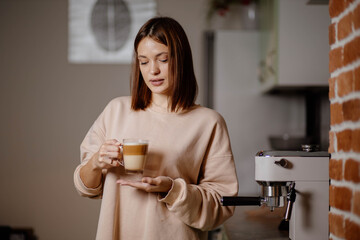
[223,206,289,240]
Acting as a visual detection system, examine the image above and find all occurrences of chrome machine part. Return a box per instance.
[284,182,296,221]
[301,144,320,152]
[257,181,289,211]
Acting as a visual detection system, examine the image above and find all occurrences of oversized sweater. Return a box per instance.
[74,96,238,240]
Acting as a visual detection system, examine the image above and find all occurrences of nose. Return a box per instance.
[150,61,160,75]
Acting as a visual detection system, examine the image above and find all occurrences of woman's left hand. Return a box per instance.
[117,176,173,193]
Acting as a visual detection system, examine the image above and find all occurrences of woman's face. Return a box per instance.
[137,37,169,96]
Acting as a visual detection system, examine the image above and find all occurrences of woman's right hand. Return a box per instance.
[91,139,122,170]
[80,139,122,188]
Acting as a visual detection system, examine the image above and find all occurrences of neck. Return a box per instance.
[151,93,170,109]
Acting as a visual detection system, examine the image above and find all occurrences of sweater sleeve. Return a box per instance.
[158,115,239,231]
[73,103,109,198]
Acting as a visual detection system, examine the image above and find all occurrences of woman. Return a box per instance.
[74,16,238,240]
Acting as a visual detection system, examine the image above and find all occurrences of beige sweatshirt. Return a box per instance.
[74,96,238,240]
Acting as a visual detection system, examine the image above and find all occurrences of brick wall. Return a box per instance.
[329,0,360,240]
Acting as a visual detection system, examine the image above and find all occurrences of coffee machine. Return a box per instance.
[222,145,329,240]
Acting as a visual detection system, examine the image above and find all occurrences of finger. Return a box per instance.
[98,156,111,164]
[107,144,121,151]
[110,159,120,167]
[141,177,156,185]
[99,150,110,159]
[143,177,168,186]
[117,179,128,185]
[109,158,120,167]
[99,148,120,159]
[118,179,169,193]
[99,156,119,167]
[109,157,121,165]
[105,139,121,145]
[102,144,121,153]
[117,179,148,189]
[106,151,120,159]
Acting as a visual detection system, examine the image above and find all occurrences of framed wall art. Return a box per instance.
[68,0,157,64]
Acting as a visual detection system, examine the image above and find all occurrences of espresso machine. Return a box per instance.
[222,145,329,240]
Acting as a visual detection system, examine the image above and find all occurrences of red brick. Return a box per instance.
[331,103,344,125]
[355,66,360,91]
[344,159,360,183]
[338,129,360,152]
[329,212,345,238]
[354,3,360,30]
[344,36,360,66]
[329,131,336,153]
[330,185,335,206]
[329,0,347,18]
[337,71,354,97]
[343,99,360,122]
[330,47,344,73]
[330,185,352,211]
[352,129,360,152]
[337,129,352,152]
[330,158,343,180]
[346,0,355,4]
[338,11,354,41]
[329,23,337,45]
[345,219,360,240]
[353,191,360,217]
[329,77,336,99]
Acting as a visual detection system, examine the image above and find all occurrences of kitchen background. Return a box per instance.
[0,0,358,240]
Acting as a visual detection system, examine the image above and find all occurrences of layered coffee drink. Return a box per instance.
[122,140,149,173]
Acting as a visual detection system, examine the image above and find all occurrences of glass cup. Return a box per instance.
[119,139,149,174]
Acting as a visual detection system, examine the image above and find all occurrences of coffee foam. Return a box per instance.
[123,142,148,146]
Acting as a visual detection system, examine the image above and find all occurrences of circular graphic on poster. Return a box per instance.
[90,0,131,52]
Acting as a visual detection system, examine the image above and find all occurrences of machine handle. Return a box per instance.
[274,158,289,168]
[284,182,296,221]
[221,196,262,206]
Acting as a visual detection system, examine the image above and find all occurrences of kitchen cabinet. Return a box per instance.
[258,0,330,93]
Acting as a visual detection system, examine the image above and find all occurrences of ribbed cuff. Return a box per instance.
[74,164,103,198]
[158,178,185,206]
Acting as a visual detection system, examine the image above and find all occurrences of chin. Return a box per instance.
[150,87,169,95]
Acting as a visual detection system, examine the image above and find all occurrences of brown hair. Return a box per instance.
[131,17,198,112]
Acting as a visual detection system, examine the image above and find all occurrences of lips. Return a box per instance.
[149,79,164,86]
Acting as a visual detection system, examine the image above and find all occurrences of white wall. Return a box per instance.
[0,0,208,239]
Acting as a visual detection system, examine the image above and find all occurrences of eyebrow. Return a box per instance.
[138,52,168,58]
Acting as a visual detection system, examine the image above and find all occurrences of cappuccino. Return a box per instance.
[122,141,149,173]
